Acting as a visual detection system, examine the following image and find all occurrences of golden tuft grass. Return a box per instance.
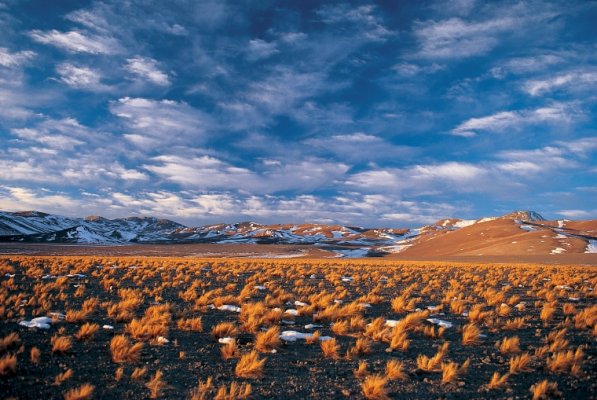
[189,377,213,400]
[146,370,168,399]
[51,335,72,354]
[320,338,340,359]
[30,346,41,365]
[63,383,94,400]
[530,380,560,400]
[54,368,74,385]
[235,351,266,379]
[221,340,238,360]
[546,347,583,374]
[385,359,407,381]
[115,366,124,381]
[503,317,526,330]
[487,371,509,389]
[74,323,100,341]
[110,335,143,363]
[131,367,147,380]
[496,336,521,354]
[417,342,449,372]
[254,326,281,353]
[462,323,481,345]
[211,322,239,340]
[509,353,533,374]
[388,326,410,351]
[361,374,389,400]
[441,359,470,385]
[0,332,20,351]
[214,381,252,400]
[0,353,17,375]
[354,360,368,378]
[177,317,203,332]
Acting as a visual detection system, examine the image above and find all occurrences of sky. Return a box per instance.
[0,0,596,227]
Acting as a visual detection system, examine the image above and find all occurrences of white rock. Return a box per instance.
[103,325,114,330]
[217,305,241,313]
[426,318,453,329]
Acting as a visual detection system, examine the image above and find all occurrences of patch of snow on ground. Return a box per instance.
[453,219,476,228]
[519,224,536,231]
[335,248,370,258]
[19,316,53,329]
[476,217,497,223]
[217,305,241,312]
[279,331,332,342]
[586,240,597,254]
[426,318,453,329]
[551,247,566,254]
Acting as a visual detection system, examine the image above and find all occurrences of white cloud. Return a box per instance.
[411,17,516,59]
[110,97,213,149]
[0,186,82,213]
[524,70,597,96]
[125,56,171,86]
[556,209,591,219]
[305,133,417,162]
[316,4,391,40]
[346,161,487,194]
[0,47,35,67]
[29,29,119,54]
[247,39,278,60]
[452,103,580,136]
[144,154,349,194]
[56,63,106,90]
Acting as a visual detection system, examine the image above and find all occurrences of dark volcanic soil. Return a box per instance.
[0,256,595,399]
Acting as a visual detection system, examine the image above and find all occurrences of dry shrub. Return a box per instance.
[320,338,340,359]
[131,367,147,380]
[254,326,280,353]
[462,323,481,345]
[540,302,557,324]
[417,342,449,372]
[496,336,521,354]
[503,317,526,330]
[146,370,167,399]
[0,353,17,375]
[54,369,74,385]
[51,335,72,354]
[221,340,238,360]
[127,304,171,341]
[177,317,203,332]
[388,326,410,351]
[189,377,213,400]
[211,322,239,340]
[487,371,509,389]
[530,380,560,400]
[354,360,367,378]
[0,332,20,351]
[115,367,124,381]
[546,347,583,375]
[110,335,143,363]
[63,383,94,400]
[361,374,389,400]
[235,351,265,379]
[214,381,252,400]
[509,353,533,374]
[385,359,407,381]
[65,309,90,323]
[74,323,99,341]
[30,347,41,365]
[441,359,470,384]
[574,304,597,329]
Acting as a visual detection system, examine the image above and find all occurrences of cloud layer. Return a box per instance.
[0,0,595,226]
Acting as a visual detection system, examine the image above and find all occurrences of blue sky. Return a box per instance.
[0,0,596,227]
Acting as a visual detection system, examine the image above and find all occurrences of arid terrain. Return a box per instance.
[0,255,595,399]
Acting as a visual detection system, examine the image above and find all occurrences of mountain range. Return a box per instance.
[0,210,595,258]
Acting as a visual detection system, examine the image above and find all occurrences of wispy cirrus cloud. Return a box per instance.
[29,29,120,54]
[451,103,581,137]
[125,56,171,86]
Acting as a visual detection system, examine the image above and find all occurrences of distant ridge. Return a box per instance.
[0,210,595,258]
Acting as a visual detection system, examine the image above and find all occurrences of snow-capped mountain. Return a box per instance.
[0,210,595,258]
